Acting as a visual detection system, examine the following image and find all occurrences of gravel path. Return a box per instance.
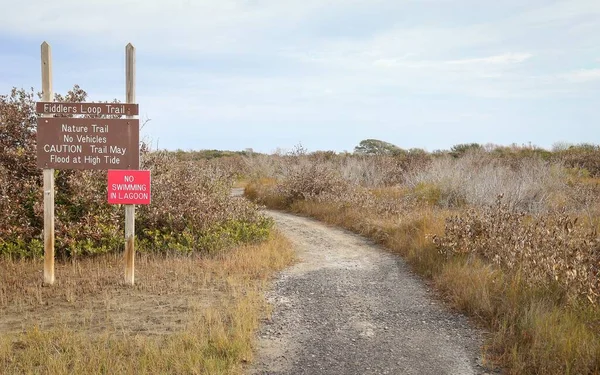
[249,209,491,375]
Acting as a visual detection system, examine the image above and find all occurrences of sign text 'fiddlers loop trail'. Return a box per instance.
[36,102,139,116]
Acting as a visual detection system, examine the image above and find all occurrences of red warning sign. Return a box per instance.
[107,170,151,205]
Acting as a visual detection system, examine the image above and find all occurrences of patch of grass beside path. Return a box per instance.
[0,232,295,375]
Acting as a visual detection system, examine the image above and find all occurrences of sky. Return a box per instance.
[0,0,599,153]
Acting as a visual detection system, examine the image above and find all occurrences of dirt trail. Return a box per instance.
[250,209,491,375]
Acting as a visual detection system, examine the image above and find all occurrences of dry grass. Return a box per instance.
[0,232,295,374]
[244,179,286,210]
[437,260,600,374]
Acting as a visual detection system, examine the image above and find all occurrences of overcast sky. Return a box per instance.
[1,0,598,153]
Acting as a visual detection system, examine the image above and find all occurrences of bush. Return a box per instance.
[434,196,600,304]
[276,158,348,204]
[555,145,600,177]
[138,151,272,253]
[449,143,482,158]
[0,88,45,253]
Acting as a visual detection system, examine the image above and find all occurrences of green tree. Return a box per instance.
[354,139,404,155]
[449,143,482,158]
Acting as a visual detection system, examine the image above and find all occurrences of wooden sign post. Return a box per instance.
[124,43,136,285]
[36,42,141,286]
[41,42,55,286]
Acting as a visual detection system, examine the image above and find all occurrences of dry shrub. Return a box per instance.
[555,144,600,177]
[243,147,420,215]
[138,151,271,253]
[244,146,429,188]
[53,169,124,257]
[205,154,249,180]
[244,178,289,210]
[243,153,283,181]
[243,147,428,215]
[406,151,566,212]
[251,149,351,205]
[310,186,413,217]
[434,196,600,304]
[337,155,409,187]
[248,167,412,217]
[0,88,43,257]
[563,171,600,221]
[277,162,347,203]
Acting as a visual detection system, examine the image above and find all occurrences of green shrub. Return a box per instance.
[411,182,444,206]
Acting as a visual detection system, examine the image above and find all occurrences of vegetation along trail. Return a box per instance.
[250,208,490,375]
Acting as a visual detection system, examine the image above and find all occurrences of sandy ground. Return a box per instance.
[249,209,493,375]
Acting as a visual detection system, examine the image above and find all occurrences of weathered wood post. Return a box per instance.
[124,43,136,285]
[41,41,55,285]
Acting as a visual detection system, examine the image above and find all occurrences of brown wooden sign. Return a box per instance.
[36,102,139,116]
[36,118,139,170]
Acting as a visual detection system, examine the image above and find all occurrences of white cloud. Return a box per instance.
[372,53,532,71]
[1,0,599,151]
[0,0,403,55]
[512,0,600,26]
[560,68,600,83]
[446,53,533,65]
